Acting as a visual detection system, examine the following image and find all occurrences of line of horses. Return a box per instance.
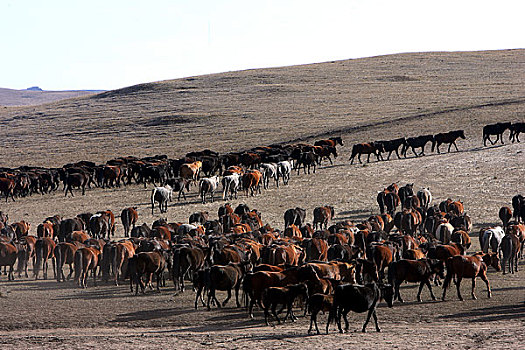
[1,184,523,334]
[0,137,343,202]
[349,130,466,164]
[349,120,524,165]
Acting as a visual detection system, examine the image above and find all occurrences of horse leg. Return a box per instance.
[308,312,316,334]
[342,310,350,332]
[453,141,459,152]
[272,304,281,324]
[235,285,241,308]
[480,273,491,298]
[371,309,380,332]
[248,298,256,318]
[394,281,403,302]
[424,279,436,301]
[222,288,232,307]
[456,276,463,301]
[416,281,426,302]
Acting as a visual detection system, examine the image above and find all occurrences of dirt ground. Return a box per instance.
[1,50,525,348]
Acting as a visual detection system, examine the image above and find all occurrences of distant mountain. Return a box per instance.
[0,87,105,106]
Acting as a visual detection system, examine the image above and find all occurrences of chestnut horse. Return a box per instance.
[442,252,500,301]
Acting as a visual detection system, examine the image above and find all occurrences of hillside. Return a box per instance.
[0,87,104,107]
[0,49,524,168]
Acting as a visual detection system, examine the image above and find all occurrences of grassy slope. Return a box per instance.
[1,49,524,168]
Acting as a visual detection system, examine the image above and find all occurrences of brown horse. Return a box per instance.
[244,266,318,318]
[0,242,18,280]
[499,206,512,230]
[34,237,56,280]
[172,246,206,292]
[37,222,54,239]
[303,238,329,262]
[128,251,166,295]
[371,244,394,280]
[55,242,80,282]
[74,246,101,288]
[16,235,36,278]
[112,240,136,286]
[121,207,138,238]
[451,230,471,250]
[442,252,500,301]
[313,206,335,230]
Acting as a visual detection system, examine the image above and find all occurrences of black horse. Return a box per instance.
[432,130,466,153]
[402,135,434,157]
[483,122,511,146]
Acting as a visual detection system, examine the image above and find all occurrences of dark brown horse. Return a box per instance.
[34,237,56,280]
[206,261,252,310]
[442,252,500,301]
[0,242,18,280]
[388,258,445,302]
[121,207,138,238]
[431,130,466,153]
[349,142,384,164]
[172,246,206,292]
[55,242,80,282]
[128,251,166,295]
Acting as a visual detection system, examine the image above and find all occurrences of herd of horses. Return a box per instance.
[0,137,343,202]
[0,119,523,333]
[1,181,524,333]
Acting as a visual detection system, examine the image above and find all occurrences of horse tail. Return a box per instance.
[482,231,491,253]
[122,210,130,236]
[34,239,43,279]
[151,188,157,214]
[55,244,63,282]
[442,257,454,290]
[172,248,181,290]
[387,261,396,286]
[242,272,253,308]
[74,249,83,285]
[112,245,119,283]
[222,178,229,200]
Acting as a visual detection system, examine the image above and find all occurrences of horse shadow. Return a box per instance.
[52,285,154,301]
[148,309,264,333]
[336,209,374,222]
[5,278,76,291]
[438,302,525,322]
[111,307,191,323]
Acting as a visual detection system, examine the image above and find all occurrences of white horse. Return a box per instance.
[222,173,240,200]
[416,188,432,210]
[437,222,454,244]
[199,175,220,204]
[260,163,279,189]
[277,160,294,185]
[479,226,505,257]
[151,185,173,214]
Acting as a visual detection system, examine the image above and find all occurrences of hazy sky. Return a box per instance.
[1,0,523,91]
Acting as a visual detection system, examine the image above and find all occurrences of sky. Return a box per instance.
[1,0,523,91]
